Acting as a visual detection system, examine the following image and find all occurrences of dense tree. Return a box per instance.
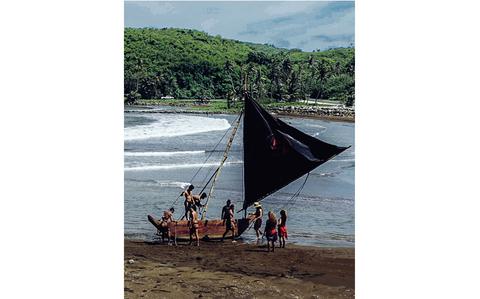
[124,28,354,104]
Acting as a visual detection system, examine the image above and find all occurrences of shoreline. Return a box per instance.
[124,235,355,249]
[125,239,354,298]
[272,111,355,123]
[125,104,355,123]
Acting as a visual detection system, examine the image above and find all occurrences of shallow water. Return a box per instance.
[124,108,354,247]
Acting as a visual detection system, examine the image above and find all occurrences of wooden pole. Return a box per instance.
[202,111,243,220]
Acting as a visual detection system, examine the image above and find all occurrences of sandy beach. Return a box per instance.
[125,239,354,298]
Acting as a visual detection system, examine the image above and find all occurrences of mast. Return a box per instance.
[201,110,243,220]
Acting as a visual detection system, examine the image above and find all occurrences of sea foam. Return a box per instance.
[124,150,205,157]
[124,161,243,172]
[124,114,231,141]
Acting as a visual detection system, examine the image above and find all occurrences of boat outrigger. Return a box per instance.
[148,95,348,241]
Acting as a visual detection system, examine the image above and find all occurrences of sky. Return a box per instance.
[124,1,354,52]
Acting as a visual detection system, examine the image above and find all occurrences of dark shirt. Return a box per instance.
[265,219,277,235]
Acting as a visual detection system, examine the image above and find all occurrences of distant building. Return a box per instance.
[161,95,174,99]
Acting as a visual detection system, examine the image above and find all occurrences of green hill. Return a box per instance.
[124,28,354,105]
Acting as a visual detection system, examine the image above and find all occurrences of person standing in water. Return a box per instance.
[277,209,288,248]
[158,207,175,244]
[265,211,278,252]
[188,205,200,246]
[181,185,195,220]
[221,204,236,242]
[249,202,263,240]
[192,192,207,211]
[221,199,231,221]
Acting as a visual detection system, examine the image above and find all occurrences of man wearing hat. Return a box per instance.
[250,202,264,240]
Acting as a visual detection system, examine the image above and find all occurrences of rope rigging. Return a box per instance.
[277,172,310,212]
[201,110,243,220]
[168,111,243,212]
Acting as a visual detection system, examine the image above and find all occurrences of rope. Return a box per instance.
[274,148,349,213]
[190,126,232,183]
[197,112,243,218]
[202,110,243,220]
[198,163,217,189]
[278,172,310,212]
[168,124,234,209]
[198,167,220,196]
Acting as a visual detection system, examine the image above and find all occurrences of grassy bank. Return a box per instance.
[131,98,355,122]
[134,98,346,113]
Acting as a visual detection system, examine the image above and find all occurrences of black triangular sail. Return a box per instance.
[243,96,349,210]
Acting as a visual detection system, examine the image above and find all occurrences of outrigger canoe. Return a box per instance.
[148,95,348,240]
[148,215,250,240]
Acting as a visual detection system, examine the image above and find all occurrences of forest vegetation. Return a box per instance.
[124,28,354,106]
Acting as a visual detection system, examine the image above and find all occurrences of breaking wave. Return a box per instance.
[125,178,190,189]
[124,161,243,172]
[330,159,355,162]
[124,114,231,141]
[124,150,204,157]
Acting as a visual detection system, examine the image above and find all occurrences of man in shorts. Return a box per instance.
[249,202,263,240]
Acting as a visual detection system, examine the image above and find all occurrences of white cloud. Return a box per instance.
[200,18,219,31]
[264,2,324,17]
[136,2,175,16]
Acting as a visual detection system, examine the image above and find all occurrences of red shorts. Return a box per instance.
[278,226,288,239]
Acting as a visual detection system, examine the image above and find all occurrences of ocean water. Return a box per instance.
[124,109,354,247]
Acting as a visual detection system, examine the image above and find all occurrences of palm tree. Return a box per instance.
[313,58,332,104]
[224,60,237,108]
[282,57,292,80]
[246,63,256,96]
[133,58,146,93]
[255,68,264,101]
[295,63,304,102]
[270,61,282,101]
[347,56,355,76]
[307,55,316,103]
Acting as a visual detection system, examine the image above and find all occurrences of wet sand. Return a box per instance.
[125,239,354,298]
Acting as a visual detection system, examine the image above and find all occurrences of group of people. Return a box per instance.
[157,184,288,251]
[156,184,205,246]
[181,184,206,220]
[248,202,288,252]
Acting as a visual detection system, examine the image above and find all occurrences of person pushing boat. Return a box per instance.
[249,202,263,240]
[192,192,207,210]
[188,205,200,246]
[221,199,231,221]
[221,204,236,242]
[157,207,175,245]
[181,185,195,220]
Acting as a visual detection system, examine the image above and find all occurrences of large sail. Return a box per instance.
[243,96,349,210]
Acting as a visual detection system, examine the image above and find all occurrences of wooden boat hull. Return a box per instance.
[148,215,251,241]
